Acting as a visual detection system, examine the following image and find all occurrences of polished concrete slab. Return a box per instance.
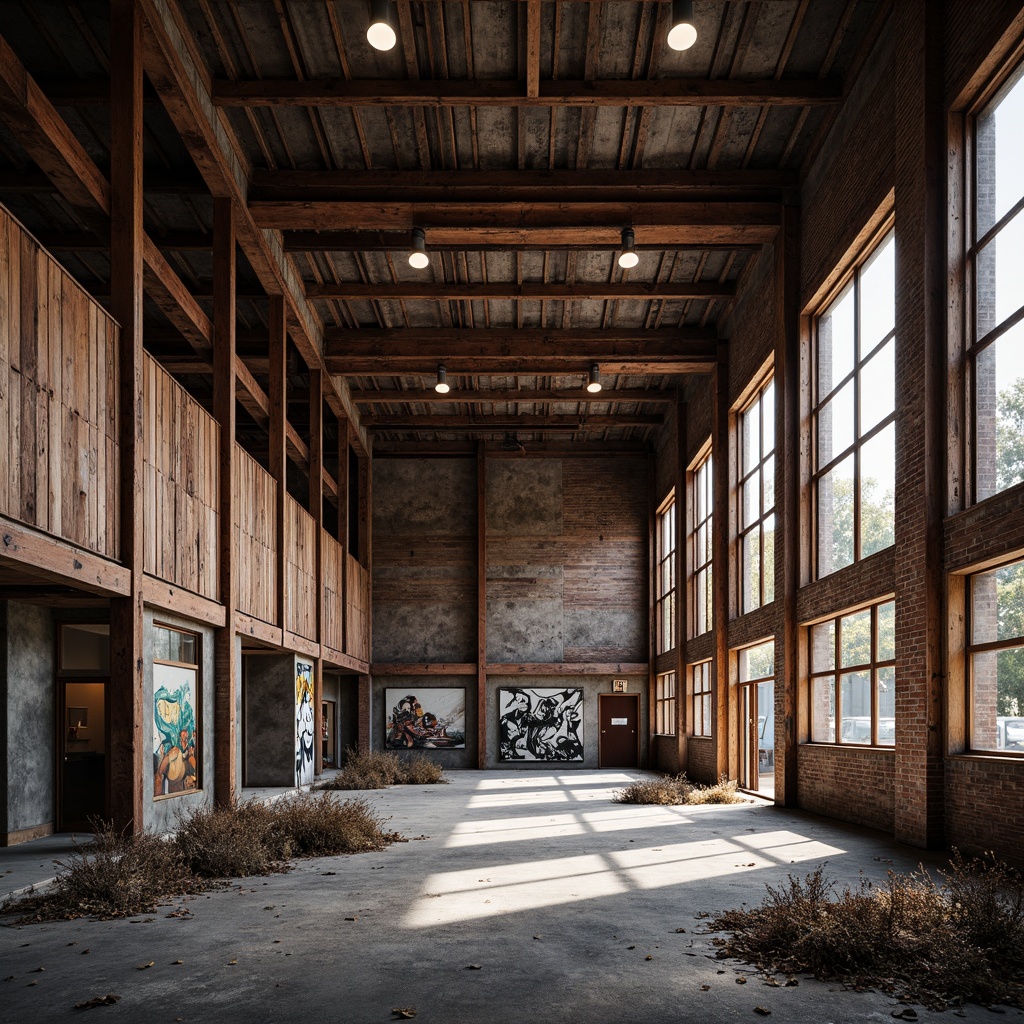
[0,770,1018,1024]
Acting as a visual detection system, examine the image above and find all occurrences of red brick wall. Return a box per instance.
[686,736,717,785]
[945,758,1024,867]
[797,745,895,832]
[653,734,680,775]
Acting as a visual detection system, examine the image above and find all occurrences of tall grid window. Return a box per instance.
[808,600,895,746]
[814,229,896,577]
[655,494,677,654]
[690,447,713,638]
[738,377,775,614]
[691,660,712,737]
[969,62,1024,503]
[655,671,677,736]
[968,556,1024,754]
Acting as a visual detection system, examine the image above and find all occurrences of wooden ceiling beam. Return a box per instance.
[324,326,714,349]
[351,388,677,404]
[363,414,664,429]
[213,78,841,108]
[305,281,734,301]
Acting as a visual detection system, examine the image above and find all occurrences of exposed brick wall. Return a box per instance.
[653,733,680,775]
[686,736,716,785]
[798,744,895,832]
[945,757,1024,867]
[724,249,775,407]
[945,0,1024,106]
[945,485,1024,572]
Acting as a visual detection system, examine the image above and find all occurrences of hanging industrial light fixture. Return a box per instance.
[667,0,698,51]
[586,364,603,394]
[408,227,429,269]
[367,0,397,51]
[434,364,450,394]
[618,227,639,269]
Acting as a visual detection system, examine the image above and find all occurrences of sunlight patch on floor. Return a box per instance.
[467,790,571,808]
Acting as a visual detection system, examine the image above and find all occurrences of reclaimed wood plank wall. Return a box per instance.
[285,494,317,640]
[346,553,370,663]
[321,529,345,653]
[0,206,119,558]
[143,353,219,599]
[232,445,276,624]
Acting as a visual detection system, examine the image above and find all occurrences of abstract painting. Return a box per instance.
[153,663,199,797]
[385,689,466,749]
[499,687,584,761]
[295,660,315,785]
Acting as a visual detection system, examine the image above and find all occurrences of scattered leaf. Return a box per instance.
[172,960,183,966]
[31,968,45,974]
[764,977,781,987]
[227,960,238,966]
[784,979,798,987]
[533,935,542,940]
[754,1007,771,1016]
[645,955,653,961]
[321,872,336,876]
[674,928,687,934]
[700,985,710,992]
[345,917,358,922]
[736,976,747,985]
[137,962,154,971]
[392,1008,417,1019]
[74,994,121,1009]
[465,964,483,970]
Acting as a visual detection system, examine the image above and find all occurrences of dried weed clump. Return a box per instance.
[3,792,402,924]
[710,852,1024,1010]
[317,748,448,791]
[614,773,748,806]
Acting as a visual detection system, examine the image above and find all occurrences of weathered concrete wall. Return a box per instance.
[244,653,298,787]
[373,458,478,663]
[144,610,218,834]
[371,677,478,769]
[0,601,56,836]
[485,674,648,770]
[487,457,648,664]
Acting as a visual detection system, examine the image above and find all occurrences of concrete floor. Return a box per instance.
[0,770,1019,1024]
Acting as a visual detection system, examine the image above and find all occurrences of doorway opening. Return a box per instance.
[737,641,775,799]
[598,693,640,768]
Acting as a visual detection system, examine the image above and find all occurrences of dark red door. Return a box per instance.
[599,694,639,767]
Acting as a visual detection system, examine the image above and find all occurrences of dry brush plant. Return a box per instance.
[614,773,748,806]
[3,792,403,924]
[709,852,1024,1010]
[317,748,448,791]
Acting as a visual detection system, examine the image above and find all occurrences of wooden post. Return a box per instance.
[675,394,688,773]
[712,342,731,781]
[309,368,324,774]
[775,206,801,807]
[477,441,488,769]
[269,296,287,635]
[337,416,350,652]
[359,448,372,663]
[108,0,145,833]
[213,197,237,806]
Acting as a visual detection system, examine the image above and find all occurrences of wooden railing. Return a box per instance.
[143,355,219,598]
[321,530,345,654]
[346,554,371,663]
[285,496,317,641]
[233,446,276,624]
[0,207,119,559]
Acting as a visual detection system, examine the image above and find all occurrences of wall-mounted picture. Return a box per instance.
[386,689,466,749]
[153,663,199,797]
[499,687,584,761]
[296,661,315,785]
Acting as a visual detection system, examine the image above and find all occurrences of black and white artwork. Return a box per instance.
[498,688,584,761]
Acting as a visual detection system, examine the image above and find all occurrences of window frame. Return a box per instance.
[964,57,1024,505]
[806,599,895,748]
[737,375,775,614]
[655,670,677,736]
[811,223,896,578]
[690,660,712,738]
[965,555,1024,758]
[688,442,713,639]
[655,491,677,655]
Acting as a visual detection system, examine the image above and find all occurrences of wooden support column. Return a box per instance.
[337,415,350,650]
[893,0,946,848]
[269,296,288,634]
[775,207,801,807]
[359,448,372,662]
[477,441,488,769]
[108,0,145,833]
[213,197,238,806]
[675,395,688,772]
[309,368,324,774]
[712,342,731,780]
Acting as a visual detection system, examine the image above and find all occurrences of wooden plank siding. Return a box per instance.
[0,205,119,559]
[346,553,370,663]
[321,529,345,654]
[232,445,276,625]
[285,495,317,641]
[142,353,219,599]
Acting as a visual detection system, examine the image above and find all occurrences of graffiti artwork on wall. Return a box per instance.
[296,661,315,785]
[385,689,466,749]
[153,663,199,797]
[499,687,584,761]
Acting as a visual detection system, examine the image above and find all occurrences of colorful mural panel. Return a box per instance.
[499,687,584,761]
[153,663,199,797]
[296,661,315,785]
[385,689,467,749]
